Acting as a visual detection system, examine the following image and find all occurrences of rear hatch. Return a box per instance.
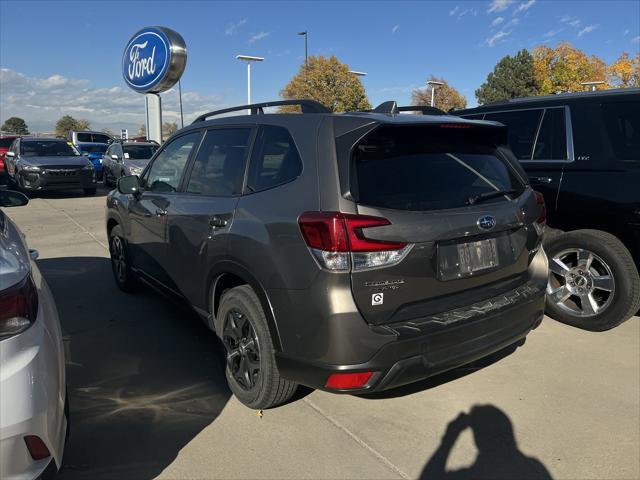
[345,122,541,325]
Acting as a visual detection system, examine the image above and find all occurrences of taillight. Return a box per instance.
[0,275,38,340]
[325,371,373,390]
[24,435,50,460]
[298,212,411,271]
[533,191,546,224]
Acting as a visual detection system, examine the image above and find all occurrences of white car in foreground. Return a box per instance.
[0,190,67,479]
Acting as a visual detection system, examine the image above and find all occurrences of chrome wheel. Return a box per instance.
[222,310,261,391]
[547,248,615,317]
[110,236,127,283]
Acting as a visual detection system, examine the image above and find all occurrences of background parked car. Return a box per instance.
[5,137,97,195]
[0,135,19,183]
[76,142,109,180]
[67,130,112,146]
[0,189,67,479]
[455,88,640,331]
[102,141,159,187]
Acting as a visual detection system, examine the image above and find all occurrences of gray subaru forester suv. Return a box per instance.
[105,100,548,409]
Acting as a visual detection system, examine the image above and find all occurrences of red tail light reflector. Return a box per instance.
[325,371,374,390]
[24,435,51,460]
[533,191,546,225]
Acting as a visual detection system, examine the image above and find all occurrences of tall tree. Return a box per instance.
[412,76,467,111]
[55,115,91,137]
[475,50,539,105]
[533,42,608,94]
[280,55,371,112]
[1,117,29,135]
[138,124,147,137]
[607,52,640,88]
[162,121,178,139]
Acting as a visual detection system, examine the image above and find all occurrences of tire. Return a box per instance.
[544,229,640,331]
[108,225,138,292]
[215,285,297,409]
[84,187,96,195]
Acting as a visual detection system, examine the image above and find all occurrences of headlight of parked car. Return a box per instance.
[22,165,41,172]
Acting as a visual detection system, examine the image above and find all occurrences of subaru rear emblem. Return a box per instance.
[477,215,496,231]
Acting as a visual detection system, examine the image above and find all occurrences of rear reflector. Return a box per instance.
[298,212,411,271]
[533,191,546,225]
[325,371,374,390]
[24,435,50,460]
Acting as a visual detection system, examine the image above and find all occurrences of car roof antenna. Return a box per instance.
[372,101,398,115]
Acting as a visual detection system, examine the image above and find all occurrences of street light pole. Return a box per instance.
[426,80,444,107]
[236,55,264,114]
[298,31,308,70]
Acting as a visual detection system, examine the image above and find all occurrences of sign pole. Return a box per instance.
[145,94,162,144]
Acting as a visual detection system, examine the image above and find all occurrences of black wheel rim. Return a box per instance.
[222,310,261,391]
[110,236,127,283]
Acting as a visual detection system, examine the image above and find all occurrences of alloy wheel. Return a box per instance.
[222,310,261,391]
[547,248,615,317]
[110,236,127,283]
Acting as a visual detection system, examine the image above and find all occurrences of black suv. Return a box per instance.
[105,100,548,409]
[456,89,640,331]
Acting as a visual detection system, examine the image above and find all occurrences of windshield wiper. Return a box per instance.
[466,189,517,206]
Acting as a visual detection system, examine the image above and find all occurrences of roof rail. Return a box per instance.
[397,105,447,115]
[192,99,330,123]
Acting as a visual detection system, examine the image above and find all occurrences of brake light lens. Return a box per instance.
[325,371,373,390]
[0,275,38,340]
[533,190,546,224]
[298,212,412,271]
[24,435,50,460]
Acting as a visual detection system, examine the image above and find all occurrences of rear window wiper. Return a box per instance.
[466,189,517,205]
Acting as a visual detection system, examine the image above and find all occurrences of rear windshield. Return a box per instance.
[21,141,79,157]
[77,144,108,153]
[124,145,158,160]
[76,132,111,143]
[0,138,15,148]
[352,125,525,212]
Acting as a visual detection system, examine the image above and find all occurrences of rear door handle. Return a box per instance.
[209,216,228,228]
[530,176,552,185]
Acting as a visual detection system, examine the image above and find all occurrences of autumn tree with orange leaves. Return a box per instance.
[607,52,640,88]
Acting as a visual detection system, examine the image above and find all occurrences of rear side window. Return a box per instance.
[532,108,567,160]
[483,110,543,160]
[246,125,302,192]
[0,138,15,148]
[353,125,525,212]
[602,101,640,162]
[186,128,251,196]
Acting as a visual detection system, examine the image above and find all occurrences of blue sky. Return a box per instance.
[1,0,638,132]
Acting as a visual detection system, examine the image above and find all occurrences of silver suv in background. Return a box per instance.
[102,141,159,187]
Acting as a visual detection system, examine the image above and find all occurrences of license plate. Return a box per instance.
[457,238,499,275]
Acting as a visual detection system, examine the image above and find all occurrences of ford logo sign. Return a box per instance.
[477,215,496,231]
[122,27,187,94]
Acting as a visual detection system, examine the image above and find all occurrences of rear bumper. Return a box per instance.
[274,248,548,393]
[276,284,544,393]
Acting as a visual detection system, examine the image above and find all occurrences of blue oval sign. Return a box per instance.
[122,27,186,94]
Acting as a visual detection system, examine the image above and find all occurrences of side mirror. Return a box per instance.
[0,189,29,207]
[118,175,141,196]
[6,151,15,158]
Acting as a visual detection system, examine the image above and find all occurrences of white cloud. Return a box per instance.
[0,68,224,133]
[449,6,460,16]
[623,29,629,36]
[577,24,598,37]
[486,30,510,47]
[487,0,514,14]
[392,24,400,34]
[544,29,562,38]
[514,0,535,15]
[247,31,269,44]
[491,16,505,26]
[632,36,640,44]
[560,15,581,28]
[225,19,247,36]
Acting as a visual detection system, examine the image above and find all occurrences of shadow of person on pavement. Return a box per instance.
[420,405,552,480]
[38,256,231,480]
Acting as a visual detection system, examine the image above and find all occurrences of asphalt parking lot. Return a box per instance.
[6,184,640,480]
